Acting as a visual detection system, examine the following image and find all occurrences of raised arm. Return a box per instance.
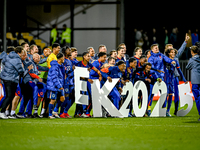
[176,34,190,59]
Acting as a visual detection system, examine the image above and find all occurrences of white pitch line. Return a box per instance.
[3,121,198,128]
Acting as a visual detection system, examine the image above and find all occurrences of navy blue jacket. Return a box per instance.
[165,59,186,84]
[63,58,74,86]
[47,60,65,91]
[148,51,172,80]
[90,59,103,79]
[0,51,24,83]
[186,55,200,84]
[135,70,158,85]
[101,66,123,89]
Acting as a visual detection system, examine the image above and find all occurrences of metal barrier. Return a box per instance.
[179,60,191,81]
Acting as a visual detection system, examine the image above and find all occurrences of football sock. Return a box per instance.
[60,97,69,114]
[49,103,54,116]
[64,97,72,114]
[54,100,62,113]
[41,108,46,115]
[167,95,173,112]
[11,110,15,116]
[5,110,9,116]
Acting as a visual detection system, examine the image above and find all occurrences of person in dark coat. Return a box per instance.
[0,46,32,119]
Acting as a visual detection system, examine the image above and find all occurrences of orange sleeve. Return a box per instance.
[29,72,40,79]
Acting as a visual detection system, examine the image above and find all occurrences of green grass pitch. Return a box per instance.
[0,101,200,150]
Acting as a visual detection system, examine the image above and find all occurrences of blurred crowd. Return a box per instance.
[133,27,199,60]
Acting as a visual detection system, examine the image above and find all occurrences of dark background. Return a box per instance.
[0,0,199,54]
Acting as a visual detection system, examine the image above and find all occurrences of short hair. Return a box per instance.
[21,42,28,47]
[29,44,37,51]
[57,52,64,59]
[108,56,115,62]
[117,46,123,52]
[118,43,125,47]
[98,52,107,58]
[116,60,125,66]
[165,44,173,52]
[134,47,142,52]
[98,44,106,51]
[190,46,200,54]
[87,47,94,52]
[52,43,60,49]
[165,48,178,57]
[109,50,117,56]
[71,47,77,53]
[140,55,147,59]
[150,44,158,50]
[61,46,68,55]
[144,50,151,56]
[15,46,24,54]
[129,57,137,64]
[82,51,89,57]
[145,62,152,67]
[7,46,15,53]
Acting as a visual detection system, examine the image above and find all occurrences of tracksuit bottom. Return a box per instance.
[0,80,18,113]
[192,84,200,115]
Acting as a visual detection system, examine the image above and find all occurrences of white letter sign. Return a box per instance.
[91,79,123,117]
[74,66,89,105]
[177,82,193,116]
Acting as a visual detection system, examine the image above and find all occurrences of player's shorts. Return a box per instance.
[37,82,47,98]
[47,89,64,100]
[15,84,22,98]
[64,84,74,94]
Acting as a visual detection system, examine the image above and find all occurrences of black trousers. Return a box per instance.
[1,80,18,113]
[20,82,34,112]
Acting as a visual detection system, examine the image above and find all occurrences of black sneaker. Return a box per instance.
[38,114,44,118]
[26,114,34,118]
[33,113,39,118]
[16,113,25,118]
[43,113,49,118]
[8,114,17,119]
[25,112,29,118]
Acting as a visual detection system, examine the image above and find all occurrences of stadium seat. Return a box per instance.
[23,35,33,42]
[5,32,48,50]
[6,32,17,41]
[36,43,46,50]
[21,32,29,37]
[34,39,42,43]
